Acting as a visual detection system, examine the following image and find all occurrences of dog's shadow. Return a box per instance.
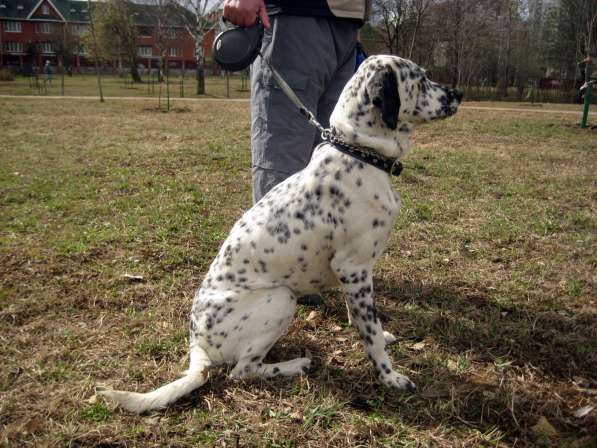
[178,277,595,439]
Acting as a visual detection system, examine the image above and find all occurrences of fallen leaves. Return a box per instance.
[573,404,595,418]
[531,416,558,437]
[121,274,145,282]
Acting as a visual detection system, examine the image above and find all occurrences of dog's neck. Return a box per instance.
[329,95,413,160]
[329,118,413,160]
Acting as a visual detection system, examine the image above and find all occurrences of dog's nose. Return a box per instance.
[453,89,463,103]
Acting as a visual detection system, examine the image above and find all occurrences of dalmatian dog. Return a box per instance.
[98,55,462,413]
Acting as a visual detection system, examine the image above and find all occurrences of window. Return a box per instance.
[169,47,181,57]
[138,27,152,37]
[39,41,54,54]
[137,46,152,57]
[78,44,87,55]
[4,21,22,33]
[7,42,23,53]
[72,23,88,36]
[37,22,53,34]
[42,4,49,14]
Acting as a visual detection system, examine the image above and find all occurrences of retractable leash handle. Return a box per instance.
[212,18,327,134]
[213,17,264,72]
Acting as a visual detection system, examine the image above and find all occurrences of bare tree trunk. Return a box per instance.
[166,58,170,111]
[60,56,65,96]
[196,45,205,95]
[60,23,65,95]
[130,62,142,83]
[584,11,596,84]
[408,16,420,59]
[87,0,104,102]
[497,1,514,98]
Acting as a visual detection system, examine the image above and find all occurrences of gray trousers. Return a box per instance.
[250,15,358,203]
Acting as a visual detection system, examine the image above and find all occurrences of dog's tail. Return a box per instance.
[97,344,212,414]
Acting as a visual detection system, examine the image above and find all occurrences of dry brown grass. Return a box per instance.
[0,98,595,447]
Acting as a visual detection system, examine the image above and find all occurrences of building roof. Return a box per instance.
[0,0,197,26]
[1,0,40,20]
[0,0,90,22]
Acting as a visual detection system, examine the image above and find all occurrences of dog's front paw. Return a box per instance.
[380,371,416,393]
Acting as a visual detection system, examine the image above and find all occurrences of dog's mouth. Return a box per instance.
[445,88,463,116]
[429,87,463,120]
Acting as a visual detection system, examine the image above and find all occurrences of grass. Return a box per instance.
[0,97,596,447]
[0,73,251,99]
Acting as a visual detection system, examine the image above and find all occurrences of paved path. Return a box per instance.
[0,94,594,116]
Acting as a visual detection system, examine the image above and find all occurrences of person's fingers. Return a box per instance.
[258,3,271,29]
[223,0,266,28]
[222,3,234,22]
[223,2,256,27]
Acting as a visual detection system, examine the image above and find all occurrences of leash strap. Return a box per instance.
[259,52,327,134]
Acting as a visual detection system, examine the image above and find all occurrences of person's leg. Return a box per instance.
[251,167,288,204]
[314,20,358,147]
[250,15,358,203]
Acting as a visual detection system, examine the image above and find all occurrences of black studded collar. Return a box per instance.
[322,131,403,177]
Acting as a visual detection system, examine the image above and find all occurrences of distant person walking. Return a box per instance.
[44,60,53,84]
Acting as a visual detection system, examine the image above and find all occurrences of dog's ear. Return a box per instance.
[368,66,400,130]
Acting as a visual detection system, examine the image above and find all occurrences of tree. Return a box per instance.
[50,24,77,95]
[25,41,39,75]
[405,0,435,59]
[86,0,105,102]
[176,0,223,95]
[144,0,182,83]
[368,0,592,100]
[373,0,407,54]
[94,0,142,82]
[543,0,596,84]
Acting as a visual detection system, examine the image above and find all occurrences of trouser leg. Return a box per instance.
[250,15,358,203]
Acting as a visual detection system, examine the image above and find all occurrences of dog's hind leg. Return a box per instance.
[97,344,212,414]
[228,287,311,379]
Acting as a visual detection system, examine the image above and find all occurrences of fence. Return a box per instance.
[461,84,596,105]
[0,67,251,100]
[1,64,595,106]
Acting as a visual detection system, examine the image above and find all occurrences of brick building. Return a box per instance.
[0,0,215,72]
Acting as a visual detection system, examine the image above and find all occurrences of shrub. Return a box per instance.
[0,68,15,81]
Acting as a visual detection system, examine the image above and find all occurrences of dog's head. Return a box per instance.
[329,55,462,159]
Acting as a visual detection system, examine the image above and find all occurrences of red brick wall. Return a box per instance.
[1,18,215,70]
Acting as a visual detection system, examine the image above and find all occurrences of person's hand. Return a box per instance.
[223,0,271,29]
